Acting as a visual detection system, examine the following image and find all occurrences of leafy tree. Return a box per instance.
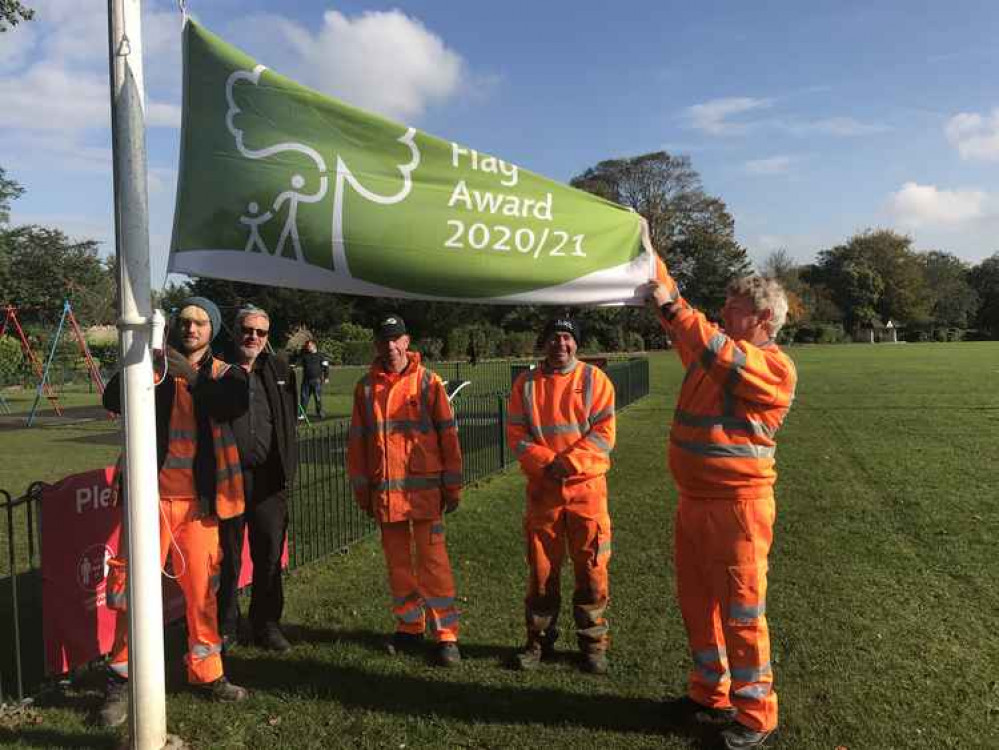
[919,251,979,328]
[968,253,999,337]
[0,225,114,324]
[571,151,751,316]
[0,167,25,225]
[0,0,34,32]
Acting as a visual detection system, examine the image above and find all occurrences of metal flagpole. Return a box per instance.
[106,0,168,747]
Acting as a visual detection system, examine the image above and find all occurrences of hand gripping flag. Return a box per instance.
[169,21,654,305]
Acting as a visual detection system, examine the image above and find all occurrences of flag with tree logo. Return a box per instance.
[169,21,653,305]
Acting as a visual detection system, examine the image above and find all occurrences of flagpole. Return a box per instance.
[107,0,168,747]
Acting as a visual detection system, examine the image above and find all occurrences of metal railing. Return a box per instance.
[0,357,649,700]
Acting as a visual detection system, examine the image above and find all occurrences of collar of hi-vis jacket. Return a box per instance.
[539,357,579,375]
[370,350,422,381]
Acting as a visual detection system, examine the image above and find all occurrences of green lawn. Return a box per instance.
[3,343,998,749]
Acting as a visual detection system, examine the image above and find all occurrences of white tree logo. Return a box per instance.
[225,65,421,276]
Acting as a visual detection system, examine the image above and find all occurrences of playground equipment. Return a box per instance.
[1,305,64,418]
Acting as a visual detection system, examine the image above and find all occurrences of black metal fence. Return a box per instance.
[0,357,650,700]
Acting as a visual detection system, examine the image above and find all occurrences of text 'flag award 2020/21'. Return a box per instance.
[169,21,654,306]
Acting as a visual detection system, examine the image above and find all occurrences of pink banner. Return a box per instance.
[41,467,286,675]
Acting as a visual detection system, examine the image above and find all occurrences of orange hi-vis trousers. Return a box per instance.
[107,497,224,685]
[675,492,778,732]
[525,477,612,654]
[380,519,459,642]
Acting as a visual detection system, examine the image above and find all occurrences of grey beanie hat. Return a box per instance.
[177,296,222,341]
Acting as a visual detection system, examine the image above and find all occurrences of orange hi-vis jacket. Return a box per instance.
[507,360,616,492]
[348,352,463,524]
[655,266,796,498]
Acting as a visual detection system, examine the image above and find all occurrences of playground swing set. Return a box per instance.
[0,301,107,426]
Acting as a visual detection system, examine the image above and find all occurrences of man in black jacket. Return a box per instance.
[297,339,332,420]
[218,306,299,652]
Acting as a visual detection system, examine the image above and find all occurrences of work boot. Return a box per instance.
[254,624,291,652]
[718,723,775,750]
[97,674,129,728]
[386,631,424,655]
[514,628,558,670]
[663,695,737,726]
[581,650,608,675]
[435,641,461,668]
[197,676,249,702]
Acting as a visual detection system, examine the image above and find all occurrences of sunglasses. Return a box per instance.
[240,326,269,338]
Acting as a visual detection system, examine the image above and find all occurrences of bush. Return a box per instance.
[335,322,372,342]
[341,340,374,365]
[497,331,537,358]
[413,337,444,361]
[796,323,846,344]
[88,340,119,372]
[314,337,344,366]
[624,331,645,352]
[446,324,501,359]
[580,336,605,354]
[0,335,24,385]
[933,328,949,343]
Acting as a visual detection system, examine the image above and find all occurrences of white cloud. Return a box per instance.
[945,109,999,161]
[0,64,109,131]
[744,155,793,175]
[229,9,466,122]
[684,97,773,135]
[781,116,890,137]
[888,182,987,227]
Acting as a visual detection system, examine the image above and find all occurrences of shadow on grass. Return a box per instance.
[225,625,715,747]
[0,727,119,749]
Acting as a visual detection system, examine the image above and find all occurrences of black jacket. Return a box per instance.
[230,352,299,493]
[103,350,249,516]
[298,350,332,382]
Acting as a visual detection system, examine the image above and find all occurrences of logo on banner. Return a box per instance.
[76,543,114,593]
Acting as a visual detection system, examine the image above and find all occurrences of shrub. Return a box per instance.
[0,335,25,385]
[342,340,374,365]
[88,340,119,371]
[624,331,645,352]
[314,337,344,366]
[498,331,537,358]
[413,337,444,361]
[933,328,948,342]
[335,321,372,342]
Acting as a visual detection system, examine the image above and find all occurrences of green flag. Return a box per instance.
[169,20,653,305]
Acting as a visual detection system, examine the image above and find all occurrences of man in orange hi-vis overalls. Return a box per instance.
[348,314,464,668]
[644,232,796,750]
[98,297,251,728]
[507,317,616,675]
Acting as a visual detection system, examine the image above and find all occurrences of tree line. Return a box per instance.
[3,147,999,376]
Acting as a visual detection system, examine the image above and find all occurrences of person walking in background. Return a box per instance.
[98,297,250,727]
[506,317,617,675]
[644,221,796,750]
[347,314,464,667]
[218,306,299,653]
[297,339,332,420]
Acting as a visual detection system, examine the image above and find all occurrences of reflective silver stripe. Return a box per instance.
[589,406,615,425]
[672,439,776,459]
[587,432,613,454]
[163,455,194,469]
[433,611,460,628]
[393,591,421,606]
[695,663,729,684]
[674,410,775,439]
[442,472,462,485]
[351,476,369,489]
[217,464,242,484]
[434,418,456,431]
[515,440,532,457]
[507,414,527,426]
[538,423,584,435]
[107,592,127,607]
[523,369,542,441]
[385,419,429,434]
[596,540,612,555]
[420,369,433,433]
[425,596,454,609]
[731,662,772,682]
[349,426,367,438]
[398,608,423,623]
[693,647,727,665]
[701,332,728,369]
[730,601,766,620]
[430,523,445,535]
[733,683,771,699]
[218,429,237,449]
[190,642,222,659]
[582,364,594,425]
[374,476,442,491]
[109,661,129,677]
[169,429,196,442]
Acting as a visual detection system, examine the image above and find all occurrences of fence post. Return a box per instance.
[497,395,507,467]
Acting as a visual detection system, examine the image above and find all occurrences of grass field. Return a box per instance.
[2,343,998,749]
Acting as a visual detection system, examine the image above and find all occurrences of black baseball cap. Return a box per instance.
[375,314,407,341]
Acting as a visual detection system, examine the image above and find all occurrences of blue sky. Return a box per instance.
[3,0,999,286]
